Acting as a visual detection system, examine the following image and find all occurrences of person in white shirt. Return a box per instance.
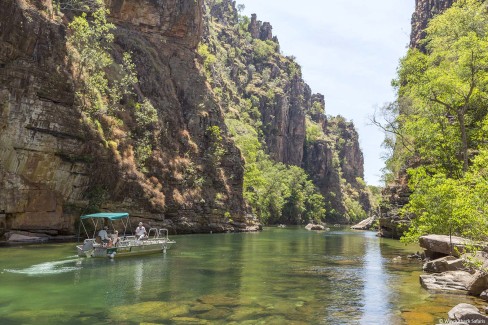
[135,222,146,240]
[98,226,110,243]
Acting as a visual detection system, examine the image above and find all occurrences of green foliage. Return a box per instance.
[305,117,326,143]
[206,126,226,166]
[252,39,277,62]
[381,0,488,245]
[68,6,115,113]
[344,197,367,222]
[134,99,158,128]
[197,43,217,81]
[226,114,326,224]
[401,162,488,243]
[67,3,140,116]
[394,0,488,175]
[310,101,324,115]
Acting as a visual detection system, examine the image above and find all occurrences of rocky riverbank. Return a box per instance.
[418,235,488,324]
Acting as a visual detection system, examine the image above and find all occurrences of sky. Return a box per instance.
[239,0,415,186]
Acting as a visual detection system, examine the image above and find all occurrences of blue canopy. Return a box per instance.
[80,212,129,220]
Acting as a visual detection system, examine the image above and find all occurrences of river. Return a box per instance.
[0,227,481,324]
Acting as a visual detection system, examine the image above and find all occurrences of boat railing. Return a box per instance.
[158,228,169,240]
[147,228,159,239]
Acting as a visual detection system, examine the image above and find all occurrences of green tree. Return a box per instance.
[397,0,488,174]
[390,0,488,244]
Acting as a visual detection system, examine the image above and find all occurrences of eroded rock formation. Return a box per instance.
[205,0,371,223]
[0,0,259,239]
[410,0,455,50]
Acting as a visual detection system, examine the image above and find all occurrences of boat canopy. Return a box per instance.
[80,212,129,220]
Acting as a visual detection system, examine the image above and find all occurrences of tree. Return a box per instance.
[397,0,488,174]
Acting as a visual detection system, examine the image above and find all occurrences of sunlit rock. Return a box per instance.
[448,303,488,324]
[419,271,471,293]
[423,256,465,273]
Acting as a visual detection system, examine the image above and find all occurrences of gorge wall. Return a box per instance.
[0,0,260,239]
[204,0,371,223]
[0,0,371,240]
[410,0,455,50]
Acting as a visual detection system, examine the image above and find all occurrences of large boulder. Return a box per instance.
[448,303,488,324]
[419,235,471,258]
[467,270,488,296]
[423,256,465,273]
[419,271,471,293]
[466,252,488,296]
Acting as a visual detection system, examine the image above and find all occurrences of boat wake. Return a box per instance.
[4,258,82,276]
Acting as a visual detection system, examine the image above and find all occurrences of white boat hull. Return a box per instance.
[77,239,175,258]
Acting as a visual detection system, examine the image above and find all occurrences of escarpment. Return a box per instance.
[410,0,455,50]
[203,0,371,223]
[0,0,260,239]
[0,0,373,240]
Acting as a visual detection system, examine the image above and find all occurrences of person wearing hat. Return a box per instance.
[98,225,110,243]
[135,222,147,240]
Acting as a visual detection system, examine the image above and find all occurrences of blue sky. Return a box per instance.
[239,0,415,186]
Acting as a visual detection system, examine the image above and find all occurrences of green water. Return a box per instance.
[0,227,482,324]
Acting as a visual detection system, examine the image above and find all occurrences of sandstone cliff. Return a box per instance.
[410,0,455,50]
[0,0,260,239]
[203,0,371,223]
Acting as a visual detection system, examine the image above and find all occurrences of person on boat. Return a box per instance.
[111,230,119,246]
[98,226,110,243]
[135,222,147,240]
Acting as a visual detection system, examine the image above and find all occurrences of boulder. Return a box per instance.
[419,235,471,258]
[467,270,488,296]
[351,217,375,230]
[305,223,325,231]
[466,252,488,296]
[423,256,465,273]
[479,289,488,301]
[448,303,488,324]
[419,271,471,293]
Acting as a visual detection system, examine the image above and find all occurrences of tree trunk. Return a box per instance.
[457,109,469,173]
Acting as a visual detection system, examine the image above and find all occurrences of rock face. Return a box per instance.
[203,0,371,223]
[378,173,412,238]
[306,116,370,222]
[410,0,455,50]
[0,0,260,238]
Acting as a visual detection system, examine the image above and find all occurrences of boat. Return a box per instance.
[76,212,175,258]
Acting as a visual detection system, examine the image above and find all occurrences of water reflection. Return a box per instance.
[360,233,391,324]
[0,228,482,324]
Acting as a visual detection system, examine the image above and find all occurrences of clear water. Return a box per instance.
[0,227,482,324]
